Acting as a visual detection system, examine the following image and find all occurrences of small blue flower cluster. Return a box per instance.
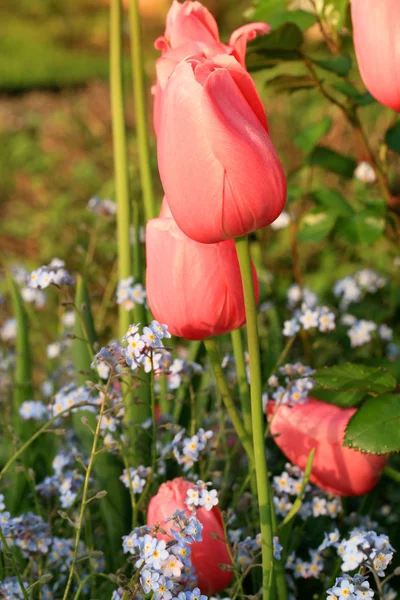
[272,463,342,521]
[36,450,84,508]
[122,321,171,373]
[163,358,203,392]
[19,400,49,420]
[116,276,146,310]
[283,284,336,337]
[338,529,394,576]
[12,264,46,308]
[122,510,207,600]
[327,574,374,599]
[264,362,315,409]
[87,195,117,216]
[0,577,29,599]
[185,481,219,512]
[235,532,282,570]
[28,259,74,289]
[120,465,151,495]
[48,384,99,417]
[171,428,213,472]
[288,548,324,579]
[333,269,386,309]
[0,511,51,555]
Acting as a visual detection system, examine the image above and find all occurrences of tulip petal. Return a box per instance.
[157,61,227,243]
[352,0,400,112]
[229,22,271,66]
[202,66,287,239]
[270,399,388,496]
[146,217,258,340]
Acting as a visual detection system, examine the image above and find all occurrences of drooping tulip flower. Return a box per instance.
[269,398,388,496]
[157,54,286,244]
[147,478,233,594]
[352,0,400,112]
[146,212,259,339]
[152,1,270,134]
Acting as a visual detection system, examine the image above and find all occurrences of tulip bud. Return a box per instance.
[147,478,233,593]
[157,54,286,243]
[146,212,259,340]
[352,0,400,112]
[269,398,388,496]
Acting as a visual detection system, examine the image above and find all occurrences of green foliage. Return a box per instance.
[297,209,336,243]
[314,363,397,395]
[293,117,332,154]
[344,394,400,454]
[312,54,352,76]
[385,120,400,153]
[308,146,356,178]
[333,82,375,106]
[246,22,303,70]
[312,188,353,217]
[267,10,317,32]
[73,276,97,386]
[8,273,33,408]
[338,210,385,244]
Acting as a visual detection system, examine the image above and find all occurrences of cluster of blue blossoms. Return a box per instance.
[27,259,75,289]
[120,504,213,600]
[171,428,214,472]
[263,362,315,409]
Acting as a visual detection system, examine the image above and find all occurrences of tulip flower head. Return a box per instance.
[153,1,270,134]
[157,54,286,243]
[147,478,233,593]
[269,398,388,496]
[146,212,259,340]
[352,0,400,112]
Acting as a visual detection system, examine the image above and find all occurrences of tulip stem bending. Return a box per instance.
[128,0,156,222]
[204,338,255,466]
[235,235,277,600]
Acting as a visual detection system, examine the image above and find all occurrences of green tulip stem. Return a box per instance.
[235,235,276,600]
[128,0,156,222]
[204,338,255,466]
[231,328,252,437]
[110,0,132,339]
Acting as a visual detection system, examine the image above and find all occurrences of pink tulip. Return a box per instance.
[269,398,388,496]
[152,1,269,134]
[352,0,400,112]
[157,54,286,244]
[146,212,259,340]
[147,478,233,594]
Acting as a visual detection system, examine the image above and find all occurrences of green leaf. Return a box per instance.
[248,22,303,52]
[312,387,365,408]
[297,208,337,243]
[312,188,353,217]
[385,120,400,153]
[268,10,317,32]
[267,73,316,94]
[313,54,352,76]
[293,117,332,153]
[246,24,303,70]
[338,211,385,244]
[73,275,97,386]
[314,363,397,394]
[333,82,375,105]
[308,146,356,178]
[344,394,400,454]
[250,0,286,21]
[7,273,33,407]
